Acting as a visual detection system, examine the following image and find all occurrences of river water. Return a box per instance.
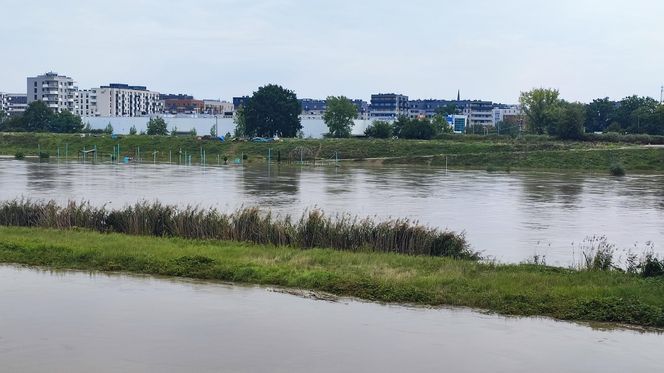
[0,265,661,373]
[0,159,662,265]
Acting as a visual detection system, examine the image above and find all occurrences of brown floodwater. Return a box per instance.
[0,265,661,372]
[0,159,663,265]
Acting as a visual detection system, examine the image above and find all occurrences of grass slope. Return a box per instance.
[1,226,663,328]
[4,132,658,171]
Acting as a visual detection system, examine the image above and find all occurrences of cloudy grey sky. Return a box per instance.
[1,0,662,103]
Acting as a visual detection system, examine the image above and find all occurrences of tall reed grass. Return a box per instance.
[0,199,477,259]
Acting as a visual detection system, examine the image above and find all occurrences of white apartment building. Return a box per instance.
[95,84,161,116]
[73,89,98,117]
[26,72,76,112]
[1,92,28,116]
[492,105,522,124]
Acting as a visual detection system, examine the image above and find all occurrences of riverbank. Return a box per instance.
[1,226,662,328]
[2,132,663,171]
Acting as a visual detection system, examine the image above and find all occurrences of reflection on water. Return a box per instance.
[0,265,661,373]
[1,159,663,265]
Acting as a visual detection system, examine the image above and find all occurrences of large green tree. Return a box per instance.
[519,88,561,134]
[613,96,658,131]
[50,110,84,133]
[22,101,53,132]
[584,98,615,133]
[552,102,586,140]
[323,96,357,138]
[244,84,302,137]
[146,117,169,135]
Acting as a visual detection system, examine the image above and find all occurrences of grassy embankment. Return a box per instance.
[2,132,662,171]
[1,226,663,328]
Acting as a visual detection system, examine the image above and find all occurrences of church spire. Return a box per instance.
[457,89,460,101]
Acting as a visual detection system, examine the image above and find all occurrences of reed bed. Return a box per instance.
[0,199,477,259]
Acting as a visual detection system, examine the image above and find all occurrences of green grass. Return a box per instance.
[389,147,664,172]
[1,226,663,328]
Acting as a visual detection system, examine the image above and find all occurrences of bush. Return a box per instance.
[609,163,625,176]
[364,121,393,139]
[578,236,616,271]
[640,254,664,278]
[38,152,50,159]
[14,152,25,160]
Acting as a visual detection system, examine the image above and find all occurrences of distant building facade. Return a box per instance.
[163,98,205,114]
[1,93,28,116]
[26,72,76,113]
[202,100,234,117]
[408,99,457,119]
[73,89,97,117]
[94,83,161,116]
[456,100,494,127]
[447,115,468,134]
[369,93,409,120]
[492,105,522,124]
[299,99,327,118]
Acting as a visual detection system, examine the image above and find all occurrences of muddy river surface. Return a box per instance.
[0,265,661,373]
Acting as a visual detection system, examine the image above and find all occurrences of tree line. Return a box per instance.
[520,88,664,139]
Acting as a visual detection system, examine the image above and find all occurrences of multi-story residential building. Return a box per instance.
[94,83,161,116]
[26,72,77,113]
[73,89,98,117]
[351,99,370,120]
[1,93,28,116]
[369,93,409,120]
[492,104,522,124]
[299,99,327,118]
[457,100,494,127]
[202,100,234,117]
[408,99,458,119]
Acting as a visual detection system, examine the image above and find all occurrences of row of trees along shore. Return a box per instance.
[1,85,663,139]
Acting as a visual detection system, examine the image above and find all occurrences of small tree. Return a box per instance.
[210,124,217,137]
[364,121,393,138]
[323,96,357,138]
[432,114,452,134]
[146,117,168,135]
[104,123,114,134]
[233,106,246,137]
[190,127,197,136]
[129,125,137,135]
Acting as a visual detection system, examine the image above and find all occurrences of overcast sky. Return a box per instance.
[1,0,662,103]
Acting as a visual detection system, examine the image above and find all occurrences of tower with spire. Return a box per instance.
[457,89,460,102]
